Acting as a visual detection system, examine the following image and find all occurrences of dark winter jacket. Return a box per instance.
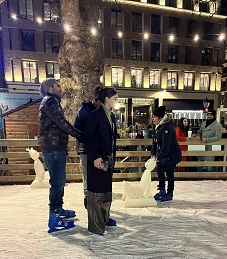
[74,101,97,154]
[83,105,117,193]
[151,115,182,165]
[38,93,82,151]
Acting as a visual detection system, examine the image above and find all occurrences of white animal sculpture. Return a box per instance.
[26,147,50,188]
[122,158,157,208]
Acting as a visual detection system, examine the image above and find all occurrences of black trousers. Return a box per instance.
[156,163,176,193]
[87,191,112,234]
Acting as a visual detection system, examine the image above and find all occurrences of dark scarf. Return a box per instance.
[205,118,216,128]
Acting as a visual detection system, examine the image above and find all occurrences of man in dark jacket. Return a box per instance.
[74,86,102,209]
[39,78,82,233]
[151,106,182,202]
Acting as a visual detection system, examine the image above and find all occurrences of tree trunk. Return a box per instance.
[58,0,104,123]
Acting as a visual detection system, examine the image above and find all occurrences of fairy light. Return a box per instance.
[194,34,199,42]
[63,23,71,33]
[90,27,97,36]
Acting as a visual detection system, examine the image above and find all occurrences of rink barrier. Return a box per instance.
[0,139,227,184]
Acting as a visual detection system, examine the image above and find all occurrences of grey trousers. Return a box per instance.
[87,191,112,234]
[80,154,87,198]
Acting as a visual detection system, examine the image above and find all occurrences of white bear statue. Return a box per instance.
[122,158,157,208]
[26,147,50,188]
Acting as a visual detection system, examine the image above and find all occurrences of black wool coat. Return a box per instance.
[83,105,117,193]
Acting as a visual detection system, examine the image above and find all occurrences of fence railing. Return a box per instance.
[0,139,227,184]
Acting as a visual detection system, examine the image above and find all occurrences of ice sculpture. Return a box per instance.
[122,158,157,208]
[26,147,50,188]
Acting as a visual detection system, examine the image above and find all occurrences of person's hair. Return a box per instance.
[99,87,117,104]
[177,117,188,132]
[94,86,103,101]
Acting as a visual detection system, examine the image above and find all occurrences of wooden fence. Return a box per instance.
[0,139,227,184]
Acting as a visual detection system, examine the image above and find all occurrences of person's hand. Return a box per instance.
[94,158,103,169]
[201,138,207,143]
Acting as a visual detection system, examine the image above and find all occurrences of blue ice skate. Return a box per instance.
[105,218,117,226]
[160,191,173,203]
[48,212,75,233]
[154,189,166,201]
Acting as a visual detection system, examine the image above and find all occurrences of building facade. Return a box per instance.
[0,0,226,126]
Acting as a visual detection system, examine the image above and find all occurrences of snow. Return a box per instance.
[1,181,227,259]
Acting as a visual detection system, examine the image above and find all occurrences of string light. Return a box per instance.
[90,27,97,36]
[63,23,71,33]
[169,34,175,42]
[143,32,149,40]
[118,31,123,38]
[11,13,17,20]
[194,34,199,41]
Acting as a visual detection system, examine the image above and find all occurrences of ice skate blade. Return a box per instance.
[48,224,75,233]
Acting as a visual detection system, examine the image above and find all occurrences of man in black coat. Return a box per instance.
[39,78,82,233]
[151,106,182,202]
[74,86,102,209]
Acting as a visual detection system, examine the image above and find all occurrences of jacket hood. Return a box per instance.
[81,101,96,110]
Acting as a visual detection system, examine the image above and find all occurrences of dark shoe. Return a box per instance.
[160,191,173,203]
[84,197,88,210]
[48,212,75,233]
[58,207,76,219]
[154,189,166,201]
[106,218,117,226]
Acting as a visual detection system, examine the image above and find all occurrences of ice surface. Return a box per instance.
[1,181,227,259]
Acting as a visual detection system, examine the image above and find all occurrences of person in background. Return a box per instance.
[151,106,182,202]
[83,88,118,235]
[144,124,153,151]
[38,78,82,233]
[175,118,189,171]
[74,86,102,209]
[193,109,222,172]
[135,130,144,139]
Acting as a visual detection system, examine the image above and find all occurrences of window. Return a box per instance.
[132,40,142,61]
[151,14,161,34]
[203,22,213,40]
[169,17,179,34]
[184,72,194,90]
[43,2,60,22]
[19,0,33,20]
[20,30,35,51]
[132,12,142,33]
[112,39,123,59]
[111,10,122,30]
[187,19,196,37]
[150,70,160,89]
[185,46,194,64]
[112,67,123,87]
[131,68,142,88]
[201,48,211,66]
[150,42,160,62]
[165,0,176,7]
[167,71,177,89]
[168,45,178,63]
[183,0,193,10]
[200,73,210,91]
[44,32,59,53]
[46,62,60,79]
[200,2,209,13]
[22,60,38,83]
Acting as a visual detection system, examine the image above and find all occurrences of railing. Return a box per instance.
[0,139,227,184]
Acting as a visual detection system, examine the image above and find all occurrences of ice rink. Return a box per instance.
[1,180,227,259]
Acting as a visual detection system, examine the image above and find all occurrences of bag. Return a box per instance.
[100,155,114,171]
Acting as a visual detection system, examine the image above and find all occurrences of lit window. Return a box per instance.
[150,70,160,89]
[184,72,194,90]
[167,71,177,89]
[131,68,142,88]
[19,0,33,20]
[22,61,38,83]
[112,67,123,87]
[200,73,210,91]
[46,62,60,79]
